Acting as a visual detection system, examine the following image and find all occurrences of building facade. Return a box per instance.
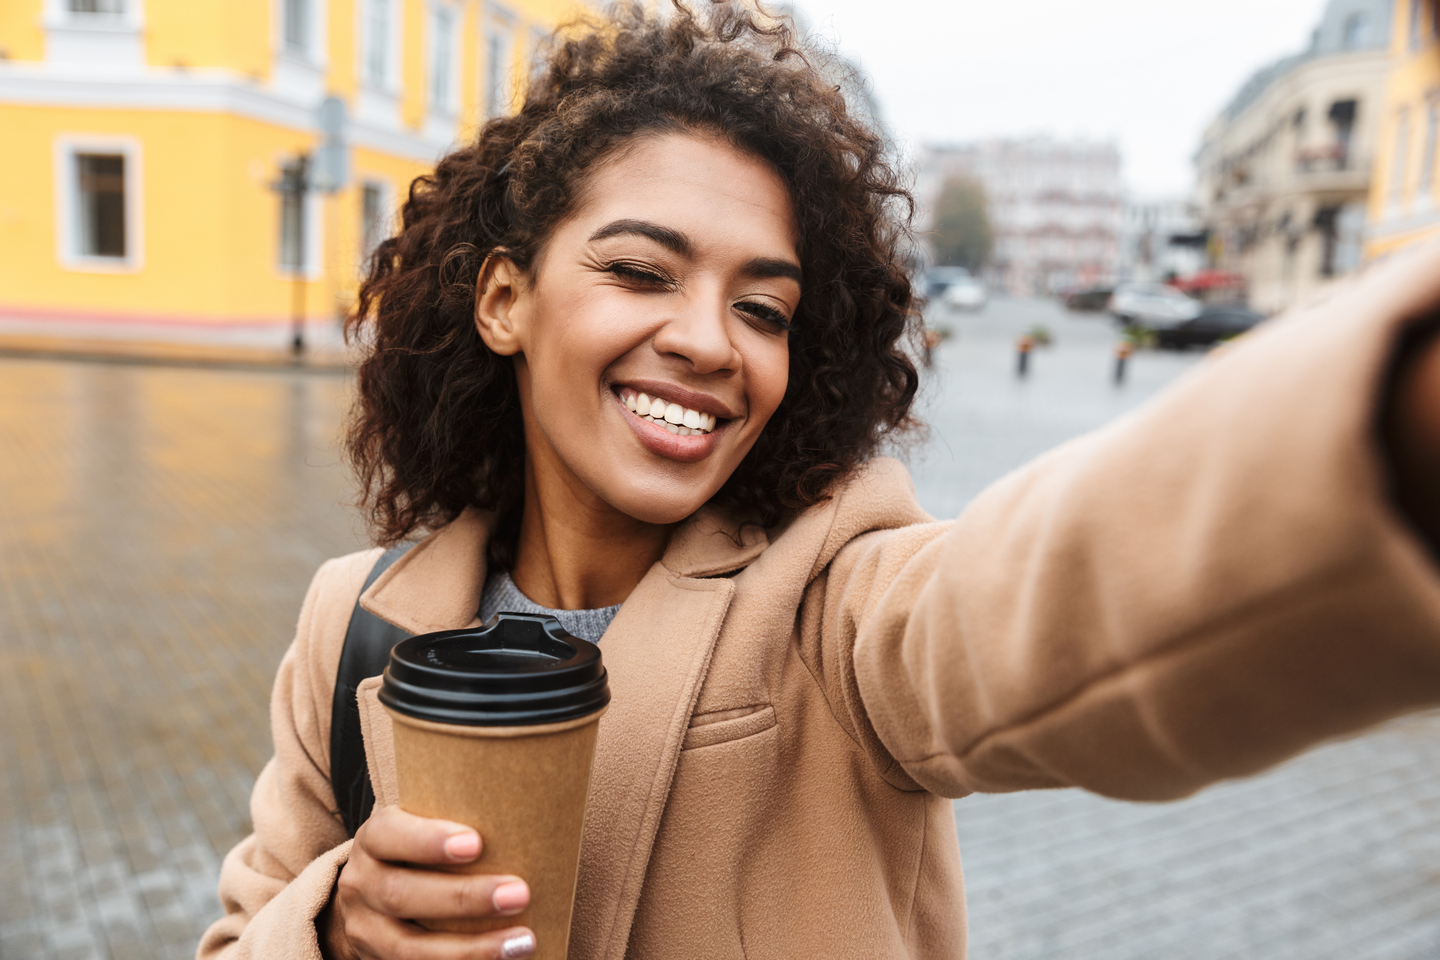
[1365,0,1440,258]
[1194,0,1392,313]
[916,139,1123,297]
[0,0,582,331]
[1118,197,1206,284]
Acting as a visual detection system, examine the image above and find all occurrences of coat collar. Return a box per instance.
[359,503,766,634]
[357,503,755,960]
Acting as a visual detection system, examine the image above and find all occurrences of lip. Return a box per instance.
[611,379,740,421]
[612,390,725,463]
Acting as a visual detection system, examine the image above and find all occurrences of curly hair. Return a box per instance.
[347,0,924,569]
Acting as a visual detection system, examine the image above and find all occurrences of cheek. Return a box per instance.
[747,339,791,426]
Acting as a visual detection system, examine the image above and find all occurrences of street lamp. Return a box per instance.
[271,96,348,357]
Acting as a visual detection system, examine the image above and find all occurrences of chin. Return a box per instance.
[608,487,715,526]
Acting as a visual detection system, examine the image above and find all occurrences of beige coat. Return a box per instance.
[200,243,1440,960]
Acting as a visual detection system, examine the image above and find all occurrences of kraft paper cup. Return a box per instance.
[379,614,611,958]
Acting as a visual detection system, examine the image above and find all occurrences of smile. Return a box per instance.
[618,389,718,436]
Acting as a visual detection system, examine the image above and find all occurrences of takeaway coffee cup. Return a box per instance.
[379,613,610,957]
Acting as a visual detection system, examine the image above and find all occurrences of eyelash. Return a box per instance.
[604,261,794,333]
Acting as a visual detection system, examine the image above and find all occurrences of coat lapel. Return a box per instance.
[354,504,759,960]
[569,568,734,960]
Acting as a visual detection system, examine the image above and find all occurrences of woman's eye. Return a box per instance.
[736,301,793,333]
[607,262,671,286]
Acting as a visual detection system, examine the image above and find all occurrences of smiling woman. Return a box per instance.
[199,3,1440,960]
[346,3,919,586]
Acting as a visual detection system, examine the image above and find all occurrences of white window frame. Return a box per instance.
[275,155,324,281]
[483,6,517,120]
[1391,108,1412,211]
[360,0,403,93]
[1421,94,1440,202]
[273,0,327,67]
[429,1,462,118]
[53,134,144,273]
[358,177,394,265]
[42,0,145,68]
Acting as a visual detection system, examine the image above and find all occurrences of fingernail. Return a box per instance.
[493,880,529,913]
[500,932,536,959]
[443,832,480,861]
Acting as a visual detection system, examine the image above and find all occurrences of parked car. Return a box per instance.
[923,266,974,299]
[1109,282,1202,329]
[942,275,988,311]
[1155,305,1264,349]
[1065,286,1114,312]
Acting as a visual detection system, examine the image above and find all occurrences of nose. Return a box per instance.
[650,287,743,375]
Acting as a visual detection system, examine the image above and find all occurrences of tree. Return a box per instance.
[931,176,993,271]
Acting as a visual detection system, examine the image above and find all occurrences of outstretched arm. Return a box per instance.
[816,246,1440,802]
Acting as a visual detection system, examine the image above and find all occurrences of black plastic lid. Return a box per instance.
[379,613,610,727]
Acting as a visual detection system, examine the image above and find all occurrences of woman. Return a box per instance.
[200,4,1440,959]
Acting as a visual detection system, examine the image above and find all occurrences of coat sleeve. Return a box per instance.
[813,243,1440,802]
[197,548,382,960]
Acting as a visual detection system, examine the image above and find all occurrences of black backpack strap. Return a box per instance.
[330,545,413,838]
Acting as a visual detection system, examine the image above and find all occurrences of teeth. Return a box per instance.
[619,389,718,435]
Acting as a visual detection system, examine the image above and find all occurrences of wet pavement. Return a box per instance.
[2,299,1438,959]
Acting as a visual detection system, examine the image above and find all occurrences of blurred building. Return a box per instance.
[916,139,1123,297]
[0,0,583,331]
[1364,0,1440,258]
[1194,0,1393,313]
[1118,197,1207,284]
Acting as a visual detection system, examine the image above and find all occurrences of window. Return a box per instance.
[363,0,392,86]
[1410,0,1425,50]
[361,181,388,259]
[484,22,513,119]
[430,4,456,114]
[56,137,141,270]
[278,157,309,273]
[1392,108,1412,203]
[77,154,126,258]
[68,0,125,13]
[1422,98,1440,195]
[1342,12,1368,49]
[283,0,310,54]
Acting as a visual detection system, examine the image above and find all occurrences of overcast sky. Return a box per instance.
[800,0,1332,198]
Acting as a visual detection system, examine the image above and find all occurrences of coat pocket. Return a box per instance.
[682,704,777,750]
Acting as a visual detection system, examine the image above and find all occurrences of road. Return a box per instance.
[1,297,1437,959]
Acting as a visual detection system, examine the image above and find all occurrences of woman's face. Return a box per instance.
[477,133,799,525]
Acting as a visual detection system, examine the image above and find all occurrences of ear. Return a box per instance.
[474,254,527,356]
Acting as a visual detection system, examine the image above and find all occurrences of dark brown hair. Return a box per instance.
[347,1,923,566]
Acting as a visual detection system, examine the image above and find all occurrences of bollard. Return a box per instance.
[1016,335,1034,378]
[1114,341,1134,385]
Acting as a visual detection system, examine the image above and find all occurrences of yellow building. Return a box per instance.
[1365,0,1440,257]
[0,0,585,334]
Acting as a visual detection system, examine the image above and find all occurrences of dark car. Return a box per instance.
[1065,286,1114,312]
[1155,305,1264,349]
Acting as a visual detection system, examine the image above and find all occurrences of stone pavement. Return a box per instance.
[2,299,1439,959]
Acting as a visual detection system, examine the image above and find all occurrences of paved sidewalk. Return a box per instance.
[0,317,354,372]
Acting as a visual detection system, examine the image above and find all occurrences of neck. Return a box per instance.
[509,449,672,611]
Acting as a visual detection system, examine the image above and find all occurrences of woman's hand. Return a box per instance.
[1387,324,1440,553]
[322,805,537,960]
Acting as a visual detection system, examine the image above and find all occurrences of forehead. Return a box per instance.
[568,133,799,254]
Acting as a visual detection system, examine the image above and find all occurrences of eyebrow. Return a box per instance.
[589,218,802,285]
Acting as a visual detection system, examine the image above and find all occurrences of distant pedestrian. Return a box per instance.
[200,4,1440,959]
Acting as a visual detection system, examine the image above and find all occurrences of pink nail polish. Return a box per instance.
[443,832,479,860]
[500,932,536,958]
[493,880,529,913]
